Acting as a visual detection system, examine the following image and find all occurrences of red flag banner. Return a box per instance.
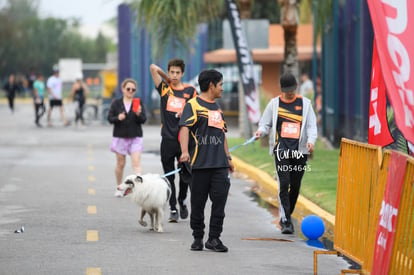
[368,41,394,146]
[367,0,414,144]
[372,151,407,274]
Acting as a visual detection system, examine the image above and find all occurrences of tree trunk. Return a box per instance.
[238,0,252,19]
[279,0,299,79]
[283,25,299,80]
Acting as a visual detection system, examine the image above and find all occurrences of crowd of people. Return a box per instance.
[2,60,319,253]
[106,58,318,253]
[1,65,92,128]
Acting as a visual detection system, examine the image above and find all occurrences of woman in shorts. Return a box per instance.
[107,78,146,197]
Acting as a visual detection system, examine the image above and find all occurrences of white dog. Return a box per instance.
[118,174,171,233]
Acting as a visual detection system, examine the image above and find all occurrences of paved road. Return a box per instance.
[0,101,348,275]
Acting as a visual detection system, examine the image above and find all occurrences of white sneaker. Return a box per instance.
[114,189,124,197]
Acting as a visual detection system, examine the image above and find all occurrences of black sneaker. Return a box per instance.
[168,210,179,223]
[205,238,228,252]
[190,238,203,251]
[179,204,188,219]
[281,221,294,234]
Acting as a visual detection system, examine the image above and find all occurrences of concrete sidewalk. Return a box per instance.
[0,101,349,274]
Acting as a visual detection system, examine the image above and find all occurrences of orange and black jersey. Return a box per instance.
[276,95,303,151]
[179,96,229,169]
[156,80,197,140]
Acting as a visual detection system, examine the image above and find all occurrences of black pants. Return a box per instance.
[275,155,308,223]
[7,96,14,111]
[34,100,45,124]
[75,100,85,123]
[190,168,230,239]
[161,138,190,210]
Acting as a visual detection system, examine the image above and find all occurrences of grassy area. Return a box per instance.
[227,137,339,215]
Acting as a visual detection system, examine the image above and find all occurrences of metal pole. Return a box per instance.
[238,81,251,139]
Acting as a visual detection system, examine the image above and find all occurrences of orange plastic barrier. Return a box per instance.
[314,138,414,275]
[336,139,382,265]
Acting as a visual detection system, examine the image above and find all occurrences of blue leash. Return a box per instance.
[229,136,256,152]
[161,136,255,177]
[162,168,181,177]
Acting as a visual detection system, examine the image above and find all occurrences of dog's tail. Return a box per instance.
[162,177,172,201]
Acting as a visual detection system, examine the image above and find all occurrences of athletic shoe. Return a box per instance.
[168,210,179,223]
[114,189,124,197]
[190,238,203,251]
[179,204,188,219]
[205,238,228,252]
[280,221,294,234]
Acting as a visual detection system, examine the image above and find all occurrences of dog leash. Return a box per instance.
[162,168,181,178]
[161,136,255,178]
[229,136,256,152]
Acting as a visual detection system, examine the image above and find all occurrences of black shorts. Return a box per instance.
[50,99,63,107]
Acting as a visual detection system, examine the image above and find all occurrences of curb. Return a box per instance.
[232,156,335,227]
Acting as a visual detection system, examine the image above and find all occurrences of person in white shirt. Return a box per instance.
[46,65,69,127]
[255,71,317,234]
[299,72,314,105]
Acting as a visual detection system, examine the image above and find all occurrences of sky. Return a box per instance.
[38,0,126,38]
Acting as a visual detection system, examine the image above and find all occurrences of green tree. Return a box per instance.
[94,32,112,62]
[0,0,115,78]
[131,0,224,59]
[251,0,280,23]
[313,0,333,37]
[3,0,39,20]
[299,0,312,24]
[132,0,302,77]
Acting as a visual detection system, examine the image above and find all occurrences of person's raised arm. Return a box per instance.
[150,64,169,88]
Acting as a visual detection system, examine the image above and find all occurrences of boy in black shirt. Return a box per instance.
[255,72,317,234]
[150,59,197,222]
[179,69,234,252]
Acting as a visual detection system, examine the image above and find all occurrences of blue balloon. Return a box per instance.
[301,215,325,240]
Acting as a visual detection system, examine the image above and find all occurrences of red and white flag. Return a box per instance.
[368,41,394,146]
[367,0,414,144]
[372,152,407,275]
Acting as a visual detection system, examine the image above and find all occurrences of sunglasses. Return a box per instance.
[126,87,136,92]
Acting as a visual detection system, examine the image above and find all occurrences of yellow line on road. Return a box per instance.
[86,230,99,242]
[85,145,100,275]
[86,267,101,275]
[87,206,97,214]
